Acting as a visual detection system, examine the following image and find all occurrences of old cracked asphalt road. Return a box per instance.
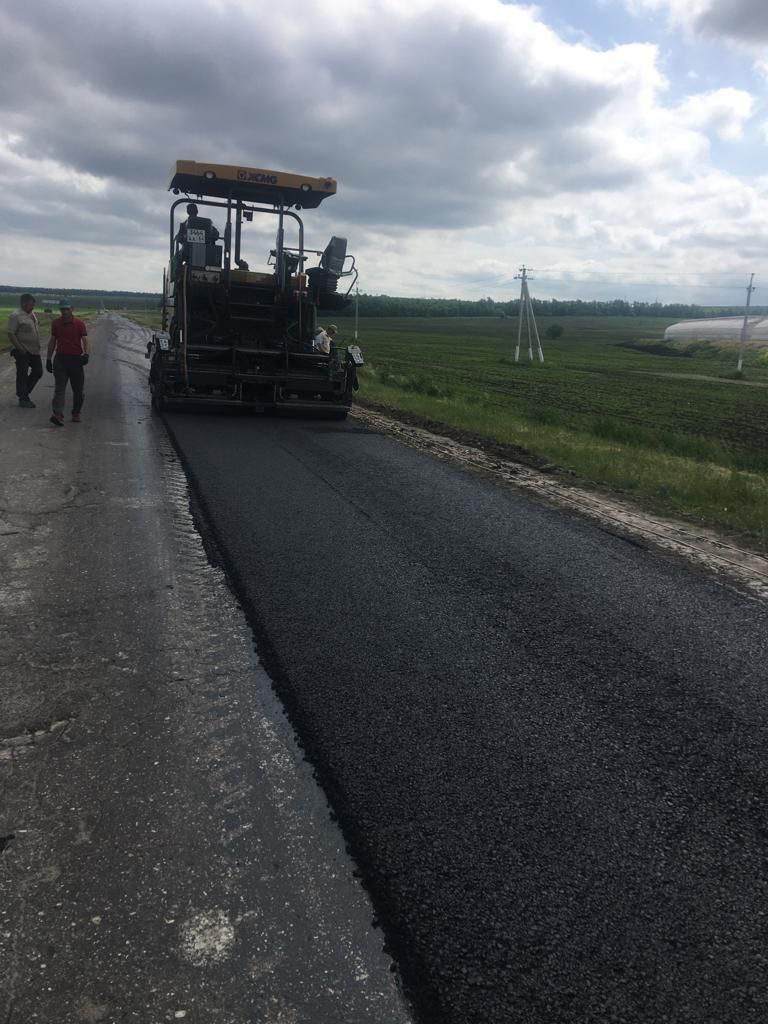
[0,315,412,1024]
[160,336,768,1023]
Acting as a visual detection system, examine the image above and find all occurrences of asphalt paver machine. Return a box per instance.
[148,160,362,416]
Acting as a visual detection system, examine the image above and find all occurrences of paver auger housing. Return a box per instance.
[147,160,362,416]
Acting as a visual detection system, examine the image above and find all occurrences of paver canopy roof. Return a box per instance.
[169,160,337,208]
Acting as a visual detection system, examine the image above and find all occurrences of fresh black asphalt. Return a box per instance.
[165,409,768,1024]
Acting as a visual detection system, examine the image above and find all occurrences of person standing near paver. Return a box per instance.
[46,300,89,426]
[7,292,43,408]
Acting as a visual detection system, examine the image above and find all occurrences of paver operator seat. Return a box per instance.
[175,203,222,271]
[307,235,347,299]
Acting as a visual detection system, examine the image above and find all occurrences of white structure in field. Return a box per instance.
[664,317,768,343]
[514,265,544,363]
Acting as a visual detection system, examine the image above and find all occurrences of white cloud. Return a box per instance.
[674,89,754,141]
[0,136,107,194]
[626,0,768,45]
[0,0,763,301]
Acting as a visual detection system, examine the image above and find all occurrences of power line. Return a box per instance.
[514,266,544,365]
[737,273,757,373]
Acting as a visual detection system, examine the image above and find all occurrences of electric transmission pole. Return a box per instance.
[514,266,544,364]
[737,273,756,373]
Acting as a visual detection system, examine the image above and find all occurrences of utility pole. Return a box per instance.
[514,266,544,364]
[354,286,359,343]
[737,273,756,373]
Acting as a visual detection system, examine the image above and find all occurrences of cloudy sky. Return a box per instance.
[1,0,767,303]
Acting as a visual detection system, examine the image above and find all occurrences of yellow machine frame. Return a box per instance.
[169,160,337,209]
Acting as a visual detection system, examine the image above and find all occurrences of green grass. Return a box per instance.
[353,316,768,547]
[1,303,102,351]
[113,309,161,329]
[115,307,768,545]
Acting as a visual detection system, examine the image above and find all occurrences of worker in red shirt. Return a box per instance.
[46,299,89,426]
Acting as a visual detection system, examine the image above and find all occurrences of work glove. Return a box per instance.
[80,354,90,366]
[45,358,53,373]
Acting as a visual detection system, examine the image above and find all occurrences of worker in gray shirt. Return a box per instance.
[7,293,42,408]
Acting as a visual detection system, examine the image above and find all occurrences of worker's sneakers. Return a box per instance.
[71,412,81,423]
[18,397,35,408]
[50,412,64,427]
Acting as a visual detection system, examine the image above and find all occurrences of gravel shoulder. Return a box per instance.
[352,402,768,604]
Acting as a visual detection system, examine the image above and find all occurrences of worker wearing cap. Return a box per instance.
[7,292,42,408]
[46,301,89,426]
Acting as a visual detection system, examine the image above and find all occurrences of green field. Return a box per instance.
[120,309,162,329]
[1,303,98,350]
[1,303,158,343]
[350,316,768,548]
[1,303,102,327]
[69,306,766,548]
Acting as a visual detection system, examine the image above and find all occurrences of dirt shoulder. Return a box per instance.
[352,400,768,604]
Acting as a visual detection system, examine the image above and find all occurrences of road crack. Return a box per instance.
[0,717,75,754]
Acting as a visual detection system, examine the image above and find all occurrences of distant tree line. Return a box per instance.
[3,283,764,320]
[0,285,160,310]
[336,294,768,319]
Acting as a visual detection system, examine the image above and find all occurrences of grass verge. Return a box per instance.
[359,373,768,549]
[117,309,768,549]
